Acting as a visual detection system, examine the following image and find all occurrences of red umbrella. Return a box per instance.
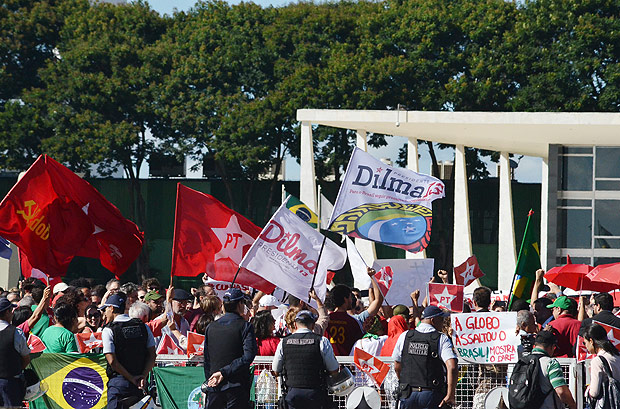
[586,263,620,290]
[545,264,618,292]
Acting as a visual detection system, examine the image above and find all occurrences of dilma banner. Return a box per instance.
[328,148,444,253]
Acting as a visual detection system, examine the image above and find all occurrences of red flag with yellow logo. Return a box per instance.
[0,155,143,277]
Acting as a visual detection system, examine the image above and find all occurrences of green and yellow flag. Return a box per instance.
[285,194,318,228]
[29,353,109,409]
[509,210,542,309]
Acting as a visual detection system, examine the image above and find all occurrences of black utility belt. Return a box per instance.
[398,384,445,399]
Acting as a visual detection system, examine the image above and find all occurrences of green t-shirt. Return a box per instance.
[40,326,78,353]
[29,304,50,337]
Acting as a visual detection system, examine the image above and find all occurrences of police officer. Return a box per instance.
[102,293,156,409]
[273,310,339,409]
[0,297,30,406]
[392,306,458,409]
[204,288,256,409]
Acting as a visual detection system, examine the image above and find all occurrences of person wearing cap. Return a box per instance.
[101,293,156,409]
[527,330,576,409]
[204,287,257,409]
[144,290,164,321]
[160,287,191,347]
[392,306,458,409]
[258,294,283,311]
[546,296,580,357]
[0,297,31,407]
[272,310,339,409]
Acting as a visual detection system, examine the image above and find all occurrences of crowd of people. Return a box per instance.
[1,265,620,409]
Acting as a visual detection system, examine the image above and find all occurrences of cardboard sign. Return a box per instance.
[451,312,519,364]
[371,259,434,306]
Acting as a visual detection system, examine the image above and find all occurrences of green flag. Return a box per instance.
[285,194,318,228]
[153,366,206,409]
[29,353,109,409]
[509,210,542,308]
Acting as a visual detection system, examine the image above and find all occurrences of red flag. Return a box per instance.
[353,348,390,386]
[576,335,595,362]
[27,334,46,353]
[19,250,62,287]
[0,155,144,277]
[187,331,205,357]
[454,255,485,286]
[428,283,464,312]
[171,184,275,293]
[156,333,185,355]
[593,321,620,351]
[375,266,394,296]
[75,332,103,353]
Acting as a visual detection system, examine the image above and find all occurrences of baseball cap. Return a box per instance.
[0,297,17,313]
[421,305,450,320]
[99,294,126,311]
[393,304,410,318]
[295,310,317,322]
[172,288,191,301]
[259,295,283,308]
[546,295,572,310]
[144,291,163,302]
[53,282,69,294]
[223,288,245,303]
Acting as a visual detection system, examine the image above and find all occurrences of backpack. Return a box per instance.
[589,356,620,409]
[508,353,553,409]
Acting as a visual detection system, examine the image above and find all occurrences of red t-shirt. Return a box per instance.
[549,314,581,357]
[326,311,363,356]
[257,336,280,356]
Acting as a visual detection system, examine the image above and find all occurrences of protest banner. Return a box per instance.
[240,200,346,307]
[372,259,434,306]
[329,148,444,253]
[451,312,519,364]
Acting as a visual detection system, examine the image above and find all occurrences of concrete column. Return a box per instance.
[355,130,377,264]
[540,157,549,270]
[0,243,20,290]
[300,121,317,212]
[498,152,517,291]
[407,138,425,259]
[454,145,475,290]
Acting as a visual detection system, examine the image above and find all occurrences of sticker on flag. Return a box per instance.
[353,348,390,387]
[428,283,464,312]
[375,266,394,296]
[187,331,205,357]
[157,334,185,355]
[27,334,46,353]
[75,332,103,353]
[454,255,484,287]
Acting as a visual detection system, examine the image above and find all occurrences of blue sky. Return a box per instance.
[145,0,542,183]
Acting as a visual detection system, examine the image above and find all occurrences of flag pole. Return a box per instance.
[507,209,534,310]
[230,266,241,286]
[170,183,182,287]
[317,185,322,233]
[308,235,328,302]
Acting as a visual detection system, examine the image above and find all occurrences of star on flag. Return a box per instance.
[428,283,464,312]
[75,332,103,353]
[353,348,390,386]
[187,331,205,357]
[454,255,484,286]
[211,215,255,264]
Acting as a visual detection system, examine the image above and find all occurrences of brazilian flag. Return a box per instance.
[285,194,318,228]
[153,367,206,409]
[508,210,542,309]
[30,353,109,409]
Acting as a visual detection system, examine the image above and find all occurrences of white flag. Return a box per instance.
[345,237,371,290]
[320,193,334,230]
[240,200,346,305]
[329,148,444,253]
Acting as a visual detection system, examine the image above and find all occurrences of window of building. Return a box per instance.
[560,156,593,191]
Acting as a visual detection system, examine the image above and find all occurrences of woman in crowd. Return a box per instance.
[584,323,620,403]
[380,314,409,356]
[83,305,103,333]
[350,315,388,356]
[56,289,91,331]
[41,303,79,353]
[254,310,280,356]
[195,295,222,335]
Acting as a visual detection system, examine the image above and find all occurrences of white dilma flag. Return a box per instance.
[240,199,346,304]
[329,148,445,253]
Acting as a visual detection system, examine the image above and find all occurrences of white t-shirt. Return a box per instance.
[350,335,388,356]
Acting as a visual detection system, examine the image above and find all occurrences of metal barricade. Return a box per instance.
[154,356,585,409]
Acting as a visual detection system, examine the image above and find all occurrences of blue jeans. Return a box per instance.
[107,376,143,409]
[286,387,327,409]
[0,377,25,407]
[399,389,444,409]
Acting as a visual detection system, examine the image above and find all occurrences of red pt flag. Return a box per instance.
[75,332,103,353]
[171,184,275,294]
[0,155,144,277]
[454,255,484,287]
[428,283,464,312]
[375,266,394,297]
[353,348,390,386]
[187,331,205,357]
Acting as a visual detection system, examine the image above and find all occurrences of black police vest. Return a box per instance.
[206,314,246,384]
[106,318,148,378]
[399,330,445,390]
[0,325,22,379]
[282,332,325,389]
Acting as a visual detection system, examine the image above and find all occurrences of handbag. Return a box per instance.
[588,356,620,409]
